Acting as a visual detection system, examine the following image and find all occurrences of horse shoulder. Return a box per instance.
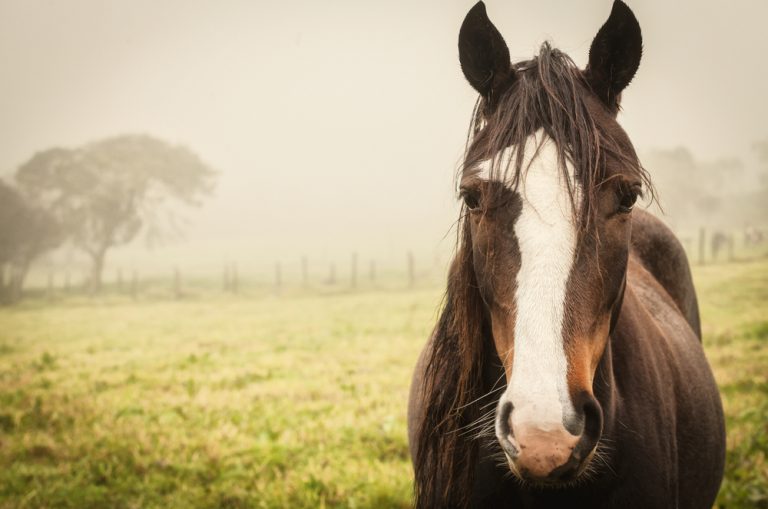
[629,209,702,339]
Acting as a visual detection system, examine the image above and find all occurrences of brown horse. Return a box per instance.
[407,2,725,507]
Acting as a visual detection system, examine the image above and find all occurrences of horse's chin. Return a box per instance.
[502,445,599,489]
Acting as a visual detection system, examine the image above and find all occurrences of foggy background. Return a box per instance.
[1,0,767,286]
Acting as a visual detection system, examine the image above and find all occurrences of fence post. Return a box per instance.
[275,262,282,294]
[11,266,23,303]
[231,263,239,295]
[728,234,735,262]
[407,251,415,288]
[46,272,54,301]
[173,268,182,300]
[130,271,138,300]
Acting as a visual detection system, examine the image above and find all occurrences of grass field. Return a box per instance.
[0,257,766,508]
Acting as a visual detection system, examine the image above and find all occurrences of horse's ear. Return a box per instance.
[459,2,514,103]
[585,0,642,112]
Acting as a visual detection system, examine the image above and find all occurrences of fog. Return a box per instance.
[1,0,767,280]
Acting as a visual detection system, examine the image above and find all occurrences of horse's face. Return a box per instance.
[457,1,644,484]
[461,126,639,483]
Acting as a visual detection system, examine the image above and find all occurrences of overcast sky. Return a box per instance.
[1,0,766,274]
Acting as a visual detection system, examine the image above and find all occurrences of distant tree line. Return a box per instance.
[643,139,768,232]
[0,135,215,304]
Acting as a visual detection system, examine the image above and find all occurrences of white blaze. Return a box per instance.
[491,130,581,437]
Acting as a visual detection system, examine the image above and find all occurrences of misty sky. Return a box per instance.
[1,0,766,275]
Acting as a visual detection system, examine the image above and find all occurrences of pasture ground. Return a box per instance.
[0,257,766,508]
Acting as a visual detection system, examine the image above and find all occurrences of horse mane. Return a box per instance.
[414,219,491,508]
[414,43,654,508]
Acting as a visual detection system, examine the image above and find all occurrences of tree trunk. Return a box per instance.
[89,248,108,294]
[8,260,30,304]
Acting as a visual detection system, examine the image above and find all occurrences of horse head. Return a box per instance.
[456,0,647,484]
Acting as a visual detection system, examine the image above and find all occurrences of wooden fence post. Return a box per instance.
[130,271,138,300]
[231,263,239,295]
[223,264,231,293]
[407,251,415,288]
[173,268,182,300]
[728,234,735,262]
[46,272,54,301]
[275,262,282,294]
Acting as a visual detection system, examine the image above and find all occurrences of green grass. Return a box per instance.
[0,258,766,508]
[696,258,768,508]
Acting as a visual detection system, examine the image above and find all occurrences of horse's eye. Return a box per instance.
[618,185,640,214]
[461,189,481,210]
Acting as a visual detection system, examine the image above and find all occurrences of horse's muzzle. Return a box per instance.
[496,395,603,483]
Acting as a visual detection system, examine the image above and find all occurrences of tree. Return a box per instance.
[16,135,215,292]
[0,180,62,303]
[644,147,744,229]
[753,139,768,189]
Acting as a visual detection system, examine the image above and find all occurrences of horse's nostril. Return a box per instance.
[498,401,513,434]
[581,394,603,442]
[496,401,519,458]
[498,434,519,459]
[566,393,603,476]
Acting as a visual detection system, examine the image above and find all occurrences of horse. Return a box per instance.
[407,2,726,507]
[710,231,730,261]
